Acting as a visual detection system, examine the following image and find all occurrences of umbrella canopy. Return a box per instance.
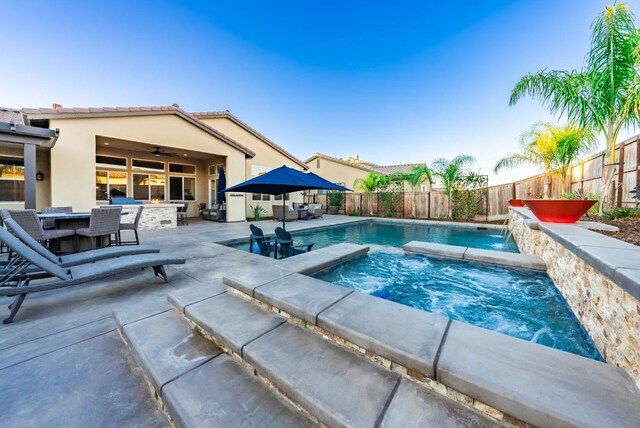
[216,166,226,205]
[223,165,350,229]
[224,165,350,194]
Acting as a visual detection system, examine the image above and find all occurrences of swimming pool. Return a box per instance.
[316,249,602,360]
[229,221,519,253]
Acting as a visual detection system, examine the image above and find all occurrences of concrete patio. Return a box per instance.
[2,215,640,427]
[0,215,363,426]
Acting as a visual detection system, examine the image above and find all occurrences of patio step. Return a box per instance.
[115,307,312,427]
[220,272,640,428]
[172,287,499,427]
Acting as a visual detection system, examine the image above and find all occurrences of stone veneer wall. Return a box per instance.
[508,211,640,386]
[119,204,178,230]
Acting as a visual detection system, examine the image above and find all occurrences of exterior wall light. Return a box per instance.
[36,171,45,181]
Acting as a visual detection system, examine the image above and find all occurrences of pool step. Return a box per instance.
[171,283,500,427]
[403,241,547,271]
[220,271,640,428]
[115,305,312,427]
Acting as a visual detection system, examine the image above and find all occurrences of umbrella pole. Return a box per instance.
[282,193,286,230]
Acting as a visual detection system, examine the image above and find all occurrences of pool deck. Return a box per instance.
[2,215,639,427]
[0,215,367,426]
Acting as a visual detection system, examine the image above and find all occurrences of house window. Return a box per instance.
[169,176,196,200]
[274,194,290,201]
[96,155,126,169]
[132,159,164,172]
[316,158,320,169]
[0,156,24,202]
[169,163,196,174]
[133,173,165,200]
[252,193,271,201]
[96,170,128,200]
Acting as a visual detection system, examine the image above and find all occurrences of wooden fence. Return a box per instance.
[307,135,640,220]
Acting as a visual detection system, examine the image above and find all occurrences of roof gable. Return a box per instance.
[192,111,307,169]
[22,106,255,158]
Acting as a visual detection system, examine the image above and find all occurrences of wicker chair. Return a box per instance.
[76,207,122,249]
[119,206,144,245]
[41,206,73,229]
[7,209,76,251]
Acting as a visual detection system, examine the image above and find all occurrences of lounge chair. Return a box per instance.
[4,218,159,268]
[272,205,298,222]
[274,227,314,259]
[249,224,274,256]
[0,227,185,324]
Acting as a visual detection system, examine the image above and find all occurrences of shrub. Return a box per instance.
[250,204,267,220]
[348,208,362,216]
[602,207,640,220]
[327,191,345,207]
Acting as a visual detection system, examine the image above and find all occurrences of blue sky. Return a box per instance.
[3,0,640,184]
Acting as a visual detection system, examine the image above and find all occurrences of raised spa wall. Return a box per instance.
[508,208,640,386]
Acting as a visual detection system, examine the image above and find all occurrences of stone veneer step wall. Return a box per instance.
[508,207,640,387]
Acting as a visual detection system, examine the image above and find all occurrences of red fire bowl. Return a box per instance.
[508,199,526,207]
[523,199,597,223]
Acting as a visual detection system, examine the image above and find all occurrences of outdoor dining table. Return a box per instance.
[38,211,129,252]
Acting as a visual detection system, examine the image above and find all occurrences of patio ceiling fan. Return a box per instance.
[150,146,179,157]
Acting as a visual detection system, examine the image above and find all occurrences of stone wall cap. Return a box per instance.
[437,320,640,427]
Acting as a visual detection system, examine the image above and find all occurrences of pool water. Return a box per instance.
[229,221,519,253]
[316,249,602,360]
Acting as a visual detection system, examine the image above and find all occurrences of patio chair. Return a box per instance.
[274,227,314,259]
[119,206,144,245]
[0,227,185,324]
[41,206,73,229]
[76,207,122,249]
[309,204,324,218]
[249,224,274,256]
[4,218,159,268]
[201,204,219,221]
[177,202,189,226]
[7,209,76,252]
[272,205,298,222]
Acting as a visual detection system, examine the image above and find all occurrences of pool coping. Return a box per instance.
[403,240,547,271]
[510,207,640,300]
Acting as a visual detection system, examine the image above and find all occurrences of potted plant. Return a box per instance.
[327,191,344,215]
[523,198,597,223]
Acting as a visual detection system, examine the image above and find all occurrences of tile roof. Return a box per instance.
[305,153,426,176]
[21,106,256,157]
[304,152,378,172]
[0,107,26,125]
[191,110,307,169]
[375,163,427,175]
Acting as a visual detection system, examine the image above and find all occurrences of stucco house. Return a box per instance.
[305,153,431,193]
[0,105,307,222]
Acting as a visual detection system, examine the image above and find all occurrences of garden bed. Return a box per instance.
[595,217,640,247]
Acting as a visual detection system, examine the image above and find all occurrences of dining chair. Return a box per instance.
[7,209,76,251]
[76,207,122,249]
[41,206,73,229]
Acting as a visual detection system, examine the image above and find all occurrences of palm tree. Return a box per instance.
[353,172,387,215]
[399,165,432,218]
[353,172,384,193]
[494,123,595,197]
[510,3,640,213]
[431,155,476,219]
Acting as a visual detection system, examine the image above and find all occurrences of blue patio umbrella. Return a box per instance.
[223,165,350,229]
[216,166,226,205]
